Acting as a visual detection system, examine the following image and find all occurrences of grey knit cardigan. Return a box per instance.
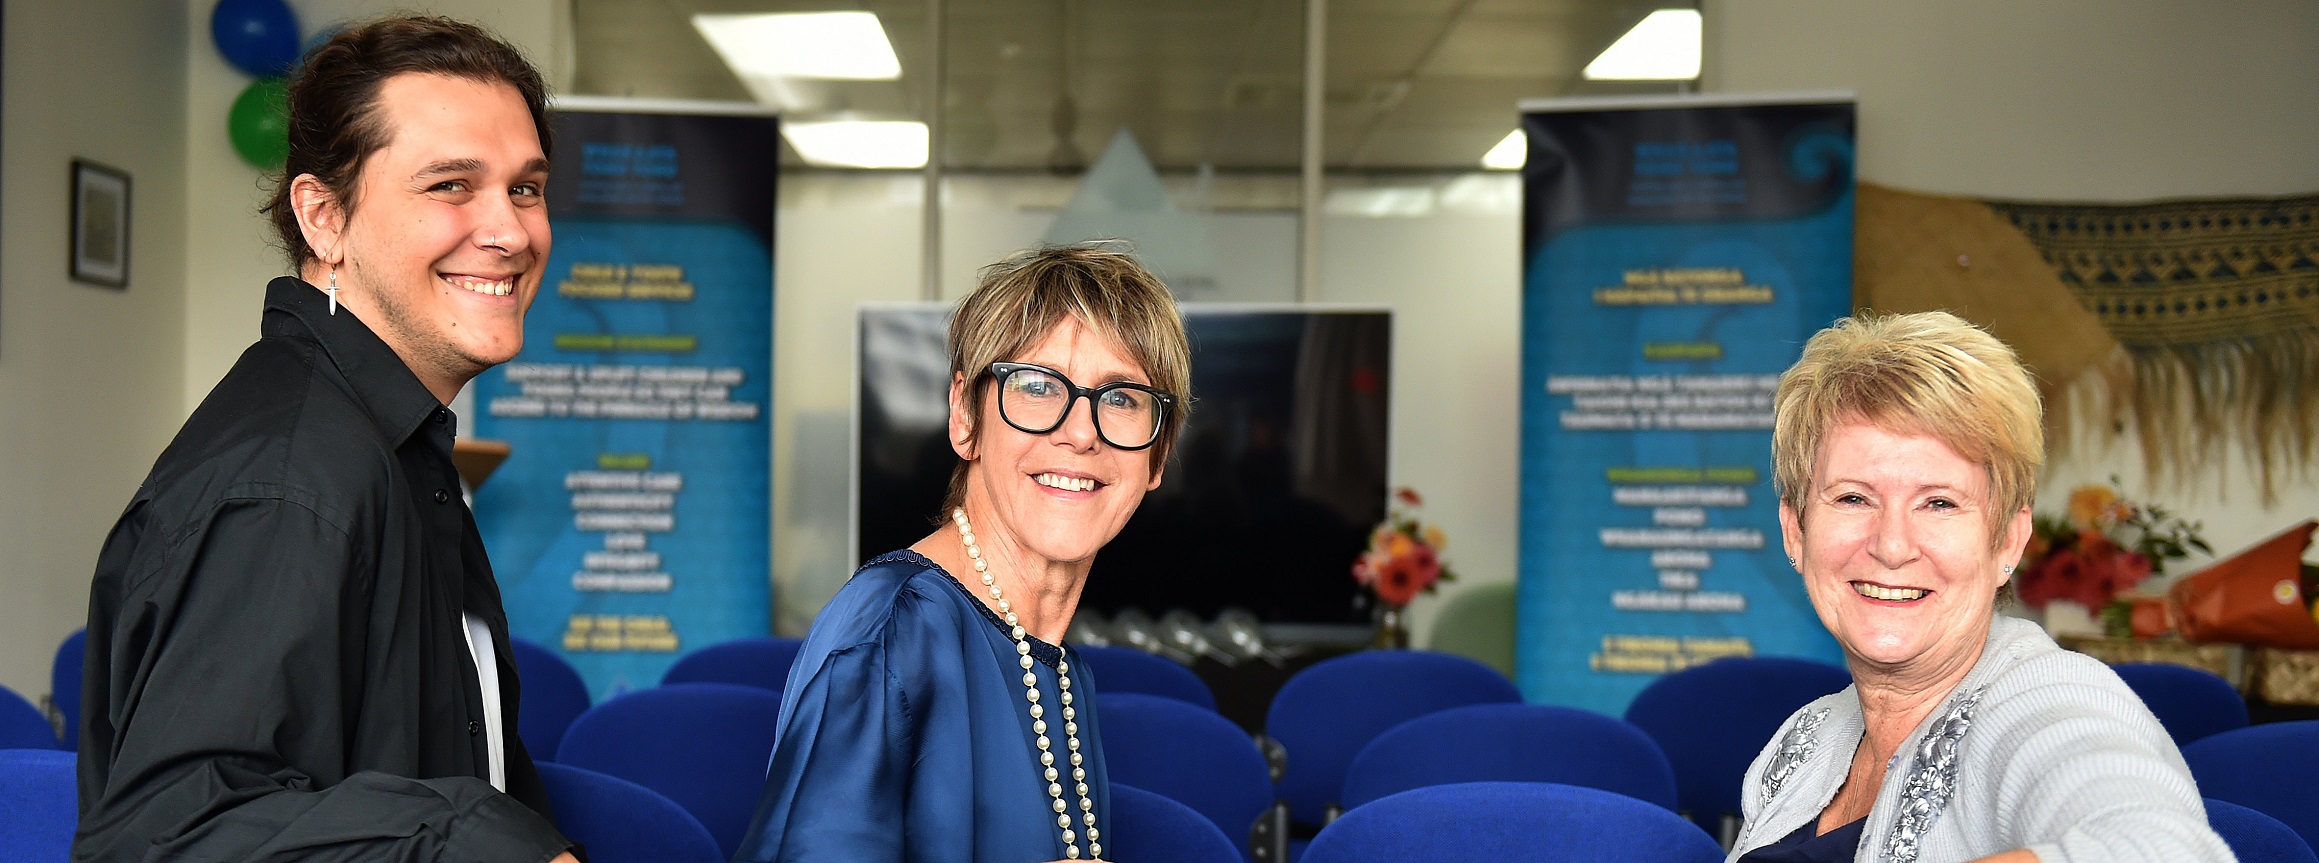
[1725,616,2237,863]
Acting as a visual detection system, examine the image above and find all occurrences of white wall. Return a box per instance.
[1704,0,2319,573]
[0,0,190,704]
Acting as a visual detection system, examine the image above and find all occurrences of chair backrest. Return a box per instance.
[535,761,723,863]
[51,629,84,750]
[1340,703,1676,811]
[508,637,591,761]
[1099,693,1271,856]
[659,637,805,694]
[1300,781,1724,863]
[2207,797,2319,863]
[555,683,783,859]
[1622,656,1850,825]
[0,689,62,751]
[1265,650,1522,824]
[2111,662,2249,746]
[1423,581,1516,678]
[0,748,78,862]
[1077,645,1218,711]
[1110,782,1245,863]
[2183,720,2319,853]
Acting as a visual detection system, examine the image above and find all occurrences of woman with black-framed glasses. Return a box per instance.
[736,245,1190,863]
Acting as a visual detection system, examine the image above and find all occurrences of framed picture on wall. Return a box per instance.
[71,160,129,288]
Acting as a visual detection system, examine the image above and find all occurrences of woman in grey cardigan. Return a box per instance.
[1729,312,2233,863]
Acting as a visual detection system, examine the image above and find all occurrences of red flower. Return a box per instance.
[1374,555,1423,607]
[1395,487,1423,508]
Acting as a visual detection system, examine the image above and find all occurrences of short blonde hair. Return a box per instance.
[1771,311,2043,547]
[942,245,1193,514]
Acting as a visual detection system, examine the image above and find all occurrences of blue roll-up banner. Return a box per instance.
[1517,93,1855,713]
[473,103,777,699]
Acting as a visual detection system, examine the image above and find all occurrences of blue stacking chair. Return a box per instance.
[1099,693,1272,859]
[509,638,591,762]
[1623,656,1850,836]
[51,629,84,750]
[1112,783,1245,863]
[536,761,723,863]
[0,748,77,862]
[1340,703,1677,811]
[1078,645,1218,711]
[660,636,805,694]
[2112,662,2249,746]
[0,688,62,751]
[2183,720,2319,854]
[555,683,783,859]
[1265,650,1521,826]
[1300,782,1723,863]
[2206,797,2319,863]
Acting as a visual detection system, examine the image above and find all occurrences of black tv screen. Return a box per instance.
[855,304,1391,625]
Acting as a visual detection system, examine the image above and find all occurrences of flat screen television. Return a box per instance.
[855,303,1391,626]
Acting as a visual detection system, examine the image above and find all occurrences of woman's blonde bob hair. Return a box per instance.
[1771,310,2043,547]
[941,244,1193,515]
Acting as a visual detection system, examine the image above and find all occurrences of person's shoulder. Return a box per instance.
[1978,616,2131,697]
[1969,617,2157,738]
[805,550,976,649]
[135,335,392,532]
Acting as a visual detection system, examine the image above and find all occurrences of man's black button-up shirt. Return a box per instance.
[75,277,573,863]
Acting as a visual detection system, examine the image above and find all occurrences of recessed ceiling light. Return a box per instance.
[1481,130,1526,170]
[783,120,928,169]
[1583,9,1702,81]
[693,12,902,81]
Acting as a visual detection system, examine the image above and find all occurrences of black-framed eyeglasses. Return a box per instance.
[988,361,1177,451]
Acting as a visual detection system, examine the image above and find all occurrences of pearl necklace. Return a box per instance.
[953,507,1102,860]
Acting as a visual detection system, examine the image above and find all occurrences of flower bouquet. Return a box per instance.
[1352,487,1456,647]
[2015,480,2209,637]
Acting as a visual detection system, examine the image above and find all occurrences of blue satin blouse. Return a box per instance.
[733,550,1112,863]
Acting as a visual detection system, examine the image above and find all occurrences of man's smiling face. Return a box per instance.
[333,72,550,399]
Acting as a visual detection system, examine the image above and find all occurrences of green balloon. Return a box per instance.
[228,77,289,169]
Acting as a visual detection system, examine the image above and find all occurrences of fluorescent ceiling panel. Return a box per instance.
[693,12,901,81]
[1583,9,1702,81]
[1481,130,1526,170]
[783,120,928,169]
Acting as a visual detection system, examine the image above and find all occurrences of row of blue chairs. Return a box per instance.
[32,630,2301,861]
[4,746,2309,863]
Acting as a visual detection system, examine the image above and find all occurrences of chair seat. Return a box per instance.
[1340,703,1676,811]
[0,749,78,862]
[555,682,784,859]
[1076,645,1217,711]
[537,761,723,863]
[1266,650,1522,825]
[1100,692,1271,860]
[2183,720,2319,854]
[509,638,591,761]
[1112,783,1244,863]
[660,636,805,694]
[0,688,62,751]
[1301,781,1723,863]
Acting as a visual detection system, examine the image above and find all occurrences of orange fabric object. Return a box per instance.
[2169,520,2319,649]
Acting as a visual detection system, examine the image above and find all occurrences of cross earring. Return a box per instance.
[327,270,340,315]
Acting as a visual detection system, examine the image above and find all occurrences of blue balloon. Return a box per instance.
[211,0,301,78]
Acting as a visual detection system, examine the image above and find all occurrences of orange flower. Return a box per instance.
[1422,524,1448,552]
[2067,485,2120,532]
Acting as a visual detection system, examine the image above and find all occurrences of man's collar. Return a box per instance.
[261,276,448,447]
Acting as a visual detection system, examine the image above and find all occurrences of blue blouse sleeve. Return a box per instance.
[731,637,910,863]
